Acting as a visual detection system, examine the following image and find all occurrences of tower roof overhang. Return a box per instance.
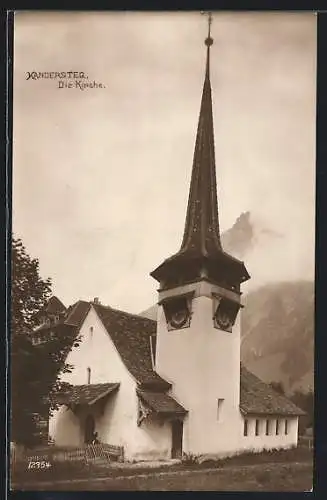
[151,250,250,289]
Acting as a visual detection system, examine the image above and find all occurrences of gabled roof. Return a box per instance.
[93,303,170,390]
[90,303,304,417]
[56,383,120,406]
[46,296,66,314]
[240,366,305,416]
[137,389,187,416]
[64,300,91,329]
[36,297,304,417]
[34,300,90,335]
[93,303,303,417]
[33,295,66,322]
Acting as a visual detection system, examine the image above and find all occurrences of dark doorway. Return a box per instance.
[171,420,183,458]
[84,414,95,444]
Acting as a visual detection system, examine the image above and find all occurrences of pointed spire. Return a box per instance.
[151,15,250,290]
[179,12,220,257]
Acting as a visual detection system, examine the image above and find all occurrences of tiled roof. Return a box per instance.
[137,390,187,415]
[36,298,304,418]
[64,301,91,328]
[93,303,170,389]
[46,296,66,314]
[34,296,66,321]
[240,366,305,416]
[94,304,303,417]
[57,383,120,406]
[33,300,90,335]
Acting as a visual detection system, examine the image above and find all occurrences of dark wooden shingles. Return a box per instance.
[137,390,187,415]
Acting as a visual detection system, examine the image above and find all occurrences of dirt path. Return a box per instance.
[12,460,313,491]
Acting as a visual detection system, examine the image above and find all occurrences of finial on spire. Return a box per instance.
[201,11,214,46]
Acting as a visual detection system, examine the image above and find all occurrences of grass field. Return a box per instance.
[11,446,313,492]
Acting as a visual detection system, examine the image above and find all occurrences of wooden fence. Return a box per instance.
[10,443,124,470]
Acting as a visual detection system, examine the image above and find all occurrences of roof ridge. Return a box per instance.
[64,300,90,326]
[65,382,120,388]
[94,302,157,326]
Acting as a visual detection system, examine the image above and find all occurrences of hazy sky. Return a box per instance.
[13,11,316,313]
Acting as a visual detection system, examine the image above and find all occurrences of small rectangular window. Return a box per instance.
[285,419,288,435]
[244,419,248,436]
[266,419,269,436]
[276,419,280,435]
[255,419,260,436]
[217,399,224,421]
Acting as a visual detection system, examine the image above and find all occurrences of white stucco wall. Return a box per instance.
[238,415,299,453]
[49,405,82,446]
[155,281,299,457]
[48,302,300,461]
[156,281,243,456]
[49,306,172,460]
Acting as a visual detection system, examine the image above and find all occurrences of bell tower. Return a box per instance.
[150,13,250,455]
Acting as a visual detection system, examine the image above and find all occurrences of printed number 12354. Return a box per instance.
[28,461,52,469]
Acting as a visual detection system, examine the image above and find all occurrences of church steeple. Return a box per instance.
[151,14,250,292]
[180,15,221,257]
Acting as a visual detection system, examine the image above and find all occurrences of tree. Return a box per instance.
[12,238,52,334]
[11,237,79,446]
[11,237,52,445]
[289,389,314,435]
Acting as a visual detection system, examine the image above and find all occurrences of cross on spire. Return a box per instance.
[207,11,213,39]
[202,11,213,78]
[201,11,213,46]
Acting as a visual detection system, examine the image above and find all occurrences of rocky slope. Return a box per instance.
[241,280,314,394]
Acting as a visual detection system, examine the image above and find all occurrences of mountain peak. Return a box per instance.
[221,211,254,258]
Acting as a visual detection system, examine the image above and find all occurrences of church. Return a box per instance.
[35,20,304,461]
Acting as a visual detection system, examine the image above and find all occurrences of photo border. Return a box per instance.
[4,5,327,498]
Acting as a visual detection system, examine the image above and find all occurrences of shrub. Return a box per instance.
[181,453,200,465]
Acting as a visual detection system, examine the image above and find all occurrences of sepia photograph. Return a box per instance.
[10,10,315,491]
